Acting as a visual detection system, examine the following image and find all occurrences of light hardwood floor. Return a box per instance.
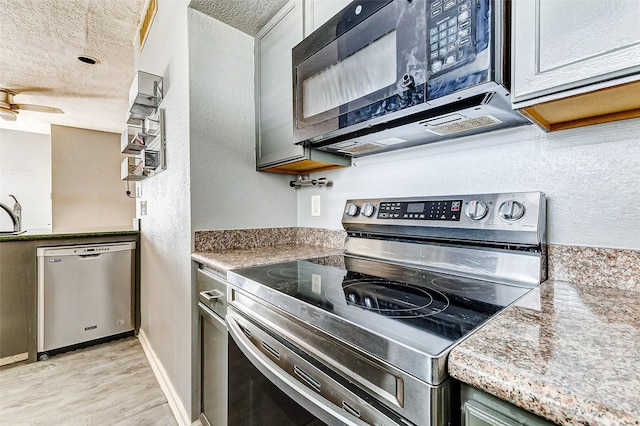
[0,337,178,425]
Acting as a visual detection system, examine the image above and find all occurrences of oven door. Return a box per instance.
[227,308,378,425]
[226,309,323,425]
[293,0,427,144]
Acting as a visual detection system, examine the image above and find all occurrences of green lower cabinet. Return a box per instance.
[461,384,554,426]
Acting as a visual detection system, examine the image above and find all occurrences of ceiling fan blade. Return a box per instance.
[14,103,64,114]
[1,114,17,121]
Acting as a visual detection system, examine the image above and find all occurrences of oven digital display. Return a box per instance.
[406,203,425,213]
[378,200,462,221]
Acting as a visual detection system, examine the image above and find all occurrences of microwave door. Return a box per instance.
[293,0,427,144]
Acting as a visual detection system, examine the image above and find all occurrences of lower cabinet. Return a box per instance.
[0,242,31,363]
[197,267,229,426]
[199,302,228,426]
[461,384,554,426]
[0,234,140,365]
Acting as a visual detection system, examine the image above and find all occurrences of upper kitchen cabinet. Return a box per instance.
[256,0,350,174]
[511,0,640,131]
[303,0,353,36]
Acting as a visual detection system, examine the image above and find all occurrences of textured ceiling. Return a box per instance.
[0,0,287,136]
[189,0,289,36]
[0,0,146,135]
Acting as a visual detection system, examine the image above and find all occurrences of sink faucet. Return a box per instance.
[0,195,21,232]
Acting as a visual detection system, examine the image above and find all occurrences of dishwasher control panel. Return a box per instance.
[74,246,113,254]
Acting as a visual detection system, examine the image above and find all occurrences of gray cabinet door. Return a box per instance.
[512,0,640,104]
[461,384,554,426]
[0,263,29,360]
[255,0,305,169]
[199,304,228,426]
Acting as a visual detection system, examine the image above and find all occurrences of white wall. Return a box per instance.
[135,0,193,422]
[50,125,135,231]
[0,128,51,231]
[297,117,640,250]
[188,10,296,232]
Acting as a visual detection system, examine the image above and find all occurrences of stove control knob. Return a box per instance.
[344,203,359,217]
[361,203,375,217]
[498,200,525,221]
[363,296,374,309]
[465,200,488,220]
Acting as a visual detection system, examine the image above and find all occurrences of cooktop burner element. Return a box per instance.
[337,278,449,319]
[266,266,306,281]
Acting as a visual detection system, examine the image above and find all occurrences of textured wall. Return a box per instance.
[188,10,296,233]
[0,129,51,230]
[297,117,640,250]
[50,125,135,231]
[135,0,193,421]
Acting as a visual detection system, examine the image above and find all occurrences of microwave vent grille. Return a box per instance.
[337,143,384,154]
[421,115,502,136]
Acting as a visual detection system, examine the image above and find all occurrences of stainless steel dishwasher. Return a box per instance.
[37,242,135,359]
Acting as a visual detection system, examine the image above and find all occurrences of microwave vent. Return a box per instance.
[337,142,384,154]
[422,115,502,136]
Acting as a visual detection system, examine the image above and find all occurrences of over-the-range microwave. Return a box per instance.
[292,0,530,157]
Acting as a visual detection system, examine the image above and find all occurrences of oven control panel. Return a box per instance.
[342,192,546,234]
[377,200,462,221]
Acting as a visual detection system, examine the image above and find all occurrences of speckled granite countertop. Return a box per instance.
[192,245,344,276]
[449,280,640,425]
[191,227,346,276]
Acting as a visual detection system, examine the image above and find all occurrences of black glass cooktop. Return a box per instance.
[229,255,531,357]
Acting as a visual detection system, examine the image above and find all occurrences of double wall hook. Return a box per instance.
[289,175,331,189]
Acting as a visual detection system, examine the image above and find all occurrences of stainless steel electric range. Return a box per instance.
[227,192,546,426]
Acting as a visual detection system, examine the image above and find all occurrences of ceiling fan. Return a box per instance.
[0,88,64,121]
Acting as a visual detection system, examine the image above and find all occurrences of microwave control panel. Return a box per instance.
[427,0,477,75]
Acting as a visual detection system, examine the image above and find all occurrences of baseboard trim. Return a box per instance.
[0,352,28,367]
[138,329,191,426]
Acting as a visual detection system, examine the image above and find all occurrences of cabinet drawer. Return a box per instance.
[196,268,227,318]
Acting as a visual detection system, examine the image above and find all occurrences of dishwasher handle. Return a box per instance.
[79,253,102,259]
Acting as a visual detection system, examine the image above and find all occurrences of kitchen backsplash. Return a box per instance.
[194,227,346,252]
[195,228,639,292]
[547,245,640,292]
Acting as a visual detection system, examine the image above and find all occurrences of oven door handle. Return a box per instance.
[226,309,366,426]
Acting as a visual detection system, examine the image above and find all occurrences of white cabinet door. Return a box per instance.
[256,0,305,169]
[304,0,353,36]
[512,0,640,104]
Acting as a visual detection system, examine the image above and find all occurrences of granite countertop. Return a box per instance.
[0,227,140,242]
[448,280,640,425]
[192,227,346,276]
[192,245,343,276]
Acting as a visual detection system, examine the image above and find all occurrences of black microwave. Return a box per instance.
[292,0,529,157]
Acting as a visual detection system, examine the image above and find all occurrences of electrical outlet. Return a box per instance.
[311,195,321,217]
[140,200,147,216]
